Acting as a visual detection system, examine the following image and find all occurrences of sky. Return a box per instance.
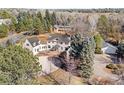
[0,0,123,9]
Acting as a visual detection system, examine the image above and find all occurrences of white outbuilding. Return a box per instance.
[102,42,117,54]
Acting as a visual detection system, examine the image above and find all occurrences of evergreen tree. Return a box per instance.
[117,42,124,59]
[0,10,11,19]
[45,10,51,23]
[97,15,110,39]
[37,12,43,21]
[70,34,95,79]
[0,24,9,38]
[0,45,41,84]
[9,16,17,32]
[16,20,25,33]
[94,33,103,54]
[51,12,57,26]
[36,12,46,32]
[79,37,95,79]
[33,17,44,34]
[44,10,52,32]
[16,12,26,32]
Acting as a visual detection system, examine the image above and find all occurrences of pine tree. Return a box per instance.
[33,17,44,34]
[36,12,46,32]
[16,20,25,33]
[44,10,52,32]
[70,34,95,79]
[16,12,26,32]
[79,37,95,79]
[9,16,17,32]
[0,45,41,84]
[37,12,43,21]
[51,12,57,26]
[45,10,51,23]
[94,33,103,54]
[97,15,110,39]
[0,24,9,38]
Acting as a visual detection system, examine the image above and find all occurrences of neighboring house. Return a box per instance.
[0,19,11,25]
[53,25,72,34]
[102,42,117,54]
[47,34,70,52]
[23,37,47,55]
[23,35,71,55]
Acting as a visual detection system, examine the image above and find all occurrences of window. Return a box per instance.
[60,42,63,44]
[52,41,55,43]
[61,47,63,50]
[26,43,29,46]
[65,43,68,45]
[48,45,51,48]
[44,46,47,49]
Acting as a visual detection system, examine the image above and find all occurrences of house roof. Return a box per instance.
[27,37,40,47]
[102,41,108,48]
[102,41,117,50]
[54,25,72,31]
[48,34,70,44]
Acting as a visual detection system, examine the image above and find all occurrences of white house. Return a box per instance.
[23,35,71,55]
[102,42,117,54]
[47,34,70,52]
[23,37,47,55]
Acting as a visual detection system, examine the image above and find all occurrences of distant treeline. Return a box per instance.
[49,8,124,13]
[1,8,124,13]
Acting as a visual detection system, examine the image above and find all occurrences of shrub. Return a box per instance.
[112,69,122,75]
[95,47,103,54]
[106,64,118,69]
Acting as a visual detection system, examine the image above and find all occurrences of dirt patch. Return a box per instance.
[37,69,84,85]
[37,51,60,57]
[90,75,112,85]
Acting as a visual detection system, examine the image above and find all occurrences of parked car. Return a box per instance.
[23,32,32,36]
[23,31,39,36]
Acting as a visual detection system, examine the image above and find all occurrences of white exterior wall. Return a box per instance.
[23,38,70,55]
[23,39,48,55]
[40,44,48,51]
[32,45,41,55]
[32,44,48,55]
[47,40,70,52]
[23,39,33,51]
[58,42,70,52]
[47,40,58,50]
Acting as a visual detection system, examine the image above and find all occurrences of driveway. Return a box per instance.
[93,54,119,82]
[38,56,59,75]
